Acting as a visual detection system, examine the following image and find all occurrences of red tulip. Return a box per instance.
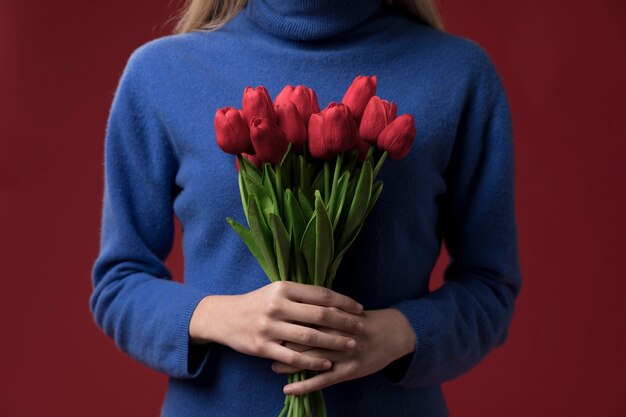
[377,114,416,160]
[274,101,307,153]
[214,106,254,155]
[249,117,289,164]
[359,96,397,145]
[341,75,377,122]
[308,102,357,160]
[242,85,276,126]
[274,85,320,127]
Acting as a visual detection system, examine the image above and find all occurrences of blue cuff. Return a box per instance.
[383,300,430,387]
[175,289,214,379]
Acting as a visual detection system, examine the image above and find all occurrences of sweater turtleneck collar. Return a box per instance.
[243,0,384,41]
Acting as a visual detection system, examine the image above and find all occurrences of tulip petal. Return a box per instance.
[341,75,377,121]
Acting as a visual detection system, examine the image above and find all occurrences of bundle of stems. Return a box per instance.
[227,144,388,417]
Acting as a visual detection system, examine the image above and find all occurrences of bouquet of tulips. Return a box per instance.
[213,75,416,417]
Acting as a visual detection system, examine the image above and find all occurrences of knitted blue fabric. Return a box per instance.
[89,0,522,415]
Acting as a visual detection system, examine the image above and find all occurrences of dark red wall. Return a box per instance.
[2,0,624,416]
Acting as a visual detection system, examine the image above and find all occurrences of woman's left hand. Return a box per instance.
[271,308,416,396]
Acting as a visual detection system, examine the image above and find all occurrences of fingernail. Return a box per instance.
[347,339,356,349]
[284,386,294,395]
[356,321,364,331]
[323,360,332,369]
[357,303,364,311]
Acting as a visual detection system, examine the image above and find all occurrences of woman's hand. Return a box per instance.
[189,281,366,372]
[271,308,416,396]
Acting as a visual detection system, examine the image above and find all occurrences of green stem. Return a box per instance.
[318,390,327,417]
[373,150,388,178]
[323,161,330,203]
[327,153,343,220]
[286,374,294,417]
[278,399,289,417]
[293,372,301,416]
[276,163,283,218]
[304,392,312,417]
[364,145,375,164]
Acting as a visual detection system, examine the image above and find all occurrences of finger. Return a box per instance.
[282,341,314,352]
[272,361,302,374]
[283,301,365,334]
[263,343,332,371]
[274,322,356,351]
[284,283,364,315]
[273,346,341,373]
[283,367,343,396]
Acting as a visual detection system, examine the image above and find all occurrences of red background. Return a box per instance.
[2,0,625,416]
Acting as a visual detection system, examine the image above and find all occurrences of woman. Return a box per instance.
[89,0,522,415]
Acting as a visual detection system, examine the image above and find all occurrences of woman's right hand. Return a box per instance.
[189,281,366,371]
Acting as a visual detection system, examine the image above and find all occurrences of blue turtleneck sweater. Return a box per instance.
[89,0,522,415]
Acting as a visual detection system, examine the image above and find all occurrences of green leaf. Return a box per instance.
[325,217,366,289]
[243,171,274,217]
[373,150,388,178]
[314,190,333,287]
[247,194,279,282]
[291,235,306,284]
[365,180,384,219]
[268,213,290,282]
[363,145,375,165]
[279,143,293,190]
[297,188,314,221]
[300,212,317,284]
[240,156,262,183]
[275,163,284,218]
[261,164,281,217]
[336,160,372,256]
[284,189,307,247]
[326,154,343,215]
[285,189,308,284]
[226,217,274,280]
[237,170,249,223]
[331,171,350,229]
[341,148,359,176]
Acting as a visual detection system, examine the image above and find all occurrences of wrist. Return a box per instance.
[189,295,233,345]
[384,308,416,359]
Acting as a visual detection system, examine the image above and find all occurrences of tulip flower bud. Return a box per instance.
[308,102,357,160]
[275,85,321,127]
[359,96,397,145]
[377,114,416,160]
[341,75,377,122]
[214,106,254,155]
[275,101,307,153]
[249,117,289,164]
[242,85,276,126]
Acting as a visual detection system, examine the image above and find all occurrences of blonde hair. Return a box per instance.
[171,0,444,35]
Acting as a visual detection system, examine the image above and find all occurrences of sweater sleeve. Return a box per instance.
[383,46,523,387]
[89,48,213,379]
